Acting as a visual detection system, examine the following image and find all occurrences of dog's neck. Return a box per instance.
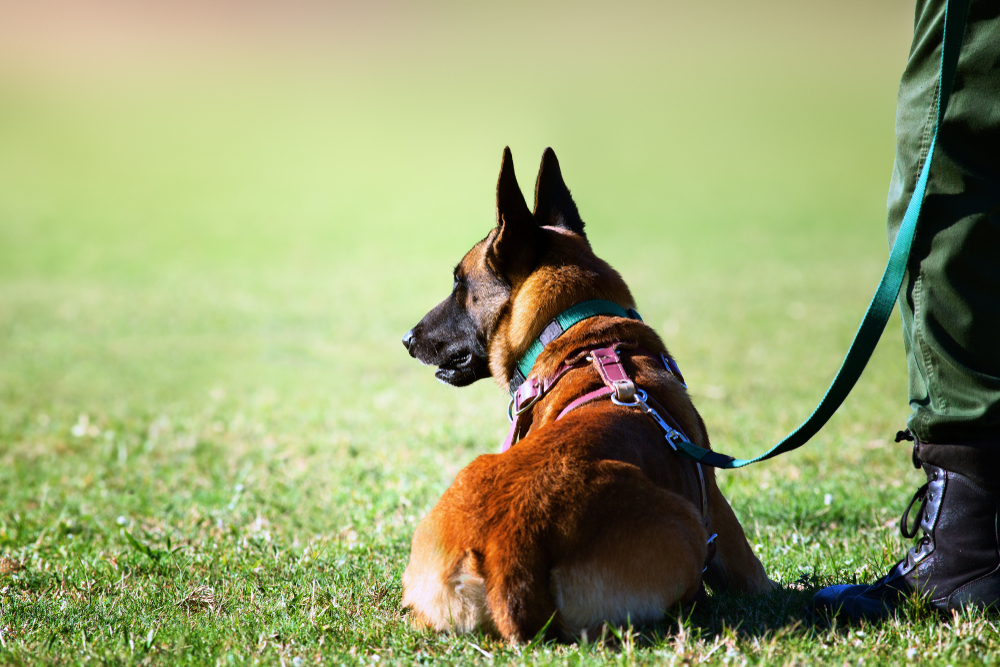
[506,299,643,394]
[531,317,671,383]
[487,230,638,390]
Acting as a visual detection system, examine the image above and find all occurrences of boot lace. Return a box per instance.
[900,482,930,540]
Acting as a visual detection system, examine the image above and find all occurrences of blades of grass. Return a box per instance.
[120,529,163,562]
[525,612,558,650]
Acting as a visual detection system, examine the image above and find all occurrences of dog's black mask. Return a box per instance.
[402,279,491,387]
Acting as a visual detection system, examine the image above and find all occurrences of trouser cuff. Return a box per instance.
[917,442,1000,496]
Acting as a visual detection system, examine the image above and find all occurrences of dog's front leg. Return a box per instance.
[702,484,774,594]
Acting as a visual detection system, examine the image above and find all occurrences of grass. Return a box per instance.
[3,1,1000,664]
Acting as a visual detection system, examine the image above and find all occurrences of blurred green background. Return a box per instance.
[0,0,915,451]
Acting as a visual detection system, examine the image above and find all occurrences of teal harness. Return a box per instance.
[510,0,970,469]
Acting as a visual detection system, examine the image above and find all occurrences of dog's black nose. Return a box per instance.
[402,329,415,353]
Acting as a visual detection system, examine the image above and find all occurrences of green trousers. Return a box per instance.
[889,0,1000,456]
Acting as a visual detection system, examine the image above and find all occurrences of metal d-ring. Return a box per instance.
[611,387,648,407]
[508,383,543,423]
[514,390,542,417]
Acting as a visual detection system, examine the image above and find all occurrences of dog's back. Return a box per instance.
[403,403,707,639]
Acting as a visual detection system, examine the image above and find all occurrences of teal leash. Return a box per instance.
[674,0,970,469]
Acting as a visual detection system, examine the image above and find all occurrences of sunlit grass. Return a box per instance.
[4,3,998,664]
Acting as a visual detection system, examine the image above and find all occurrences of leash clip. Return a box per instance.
[615,388,683,451]
[703,533,718,572]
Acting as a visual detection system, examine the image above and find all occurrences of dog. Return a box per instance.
[401,147,772,642]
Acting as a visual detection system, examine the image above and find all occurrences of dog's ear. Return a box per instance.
[491,147,540,278]
[533,147,584,237]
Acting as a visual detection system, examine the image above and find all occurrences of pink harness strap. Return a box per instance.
[502,344,684,452]
[501,358,592,452]
[550,345,641,419]
[502,346,630,452]
[501,412,523,453]
[590,346,637,402]
[504,346,656,451]
[555,387,613,421]
[500,341,716,568]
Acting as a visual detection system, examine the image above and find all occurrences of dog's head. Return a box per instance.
[403,147,634,388]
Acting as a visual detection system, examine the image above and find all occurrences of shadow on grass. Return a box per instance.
[628,580,957,651]
[508,586,824,651]
[689,586,816,637]
[612,582,915,650]
[619,585,822,647]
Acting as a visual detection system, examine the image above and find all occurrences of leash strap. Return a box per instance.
[509,300,642,394]
[671,0,970,469]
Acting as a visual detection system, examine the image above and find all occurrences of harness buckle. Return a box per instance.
[611,379,635,402]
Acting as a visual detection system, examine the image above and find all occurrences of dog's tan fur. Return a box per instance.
[402,148,772,642]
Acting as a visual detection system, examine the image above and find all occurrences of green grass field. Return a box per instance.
[2,2,998,664]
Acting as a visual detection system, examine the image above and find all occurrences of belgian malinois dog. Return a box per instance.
[401,147,772,642]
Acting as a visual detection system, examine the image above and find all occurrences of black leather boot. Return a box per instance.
[810,463,1000,622]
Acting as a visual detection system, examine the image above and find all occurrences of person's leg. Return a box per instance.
[810,0,1000,621]
[895,0,1000,485]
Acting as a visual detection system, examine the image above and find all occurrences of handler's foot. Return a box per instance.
[810,463,1000,623]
